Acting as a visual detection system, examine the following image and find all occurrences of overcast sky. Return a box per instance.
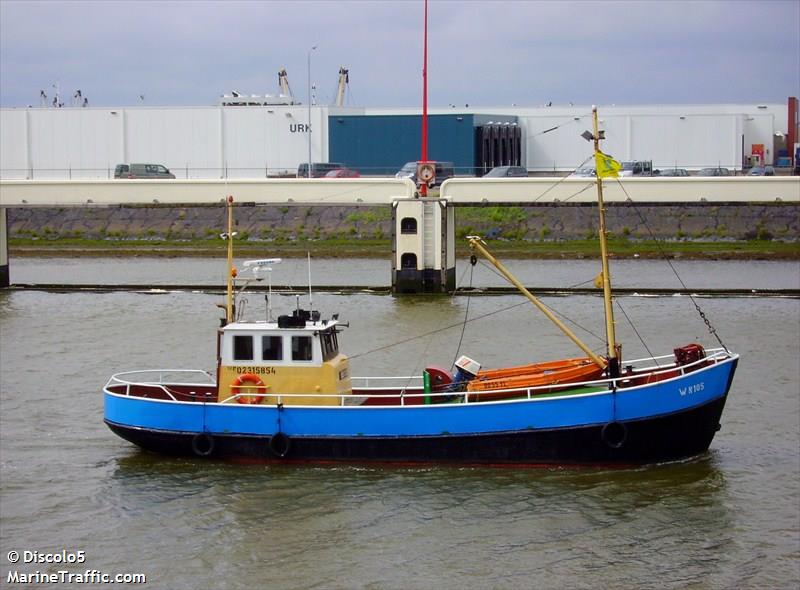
[1,0,798,109]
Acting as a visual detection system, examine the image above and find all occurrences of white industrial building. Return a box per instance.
[0,101,793,179]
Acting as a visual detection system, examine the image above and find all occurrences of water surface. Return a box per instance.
[9,257,800,290]
[1,259,798,589]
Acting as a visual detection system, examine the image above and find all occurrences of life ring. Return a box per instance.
[417,162,436,183]
[231,373,265,405]
[268,432,291,458]
[191,433,215,457]
[601,421,628,449]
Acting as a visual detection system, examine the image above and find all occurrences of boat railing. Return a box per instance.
[624,348,731,369]
[349,349,735,404]
[105,370,216,401]
[461,349,735,401]
[621,347,731,374]
[220,386,426,406]
[108,350,735,406]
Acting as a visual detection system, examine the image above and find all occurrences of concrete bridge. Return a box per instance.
[1,176,798,290]
[1,176,798,207]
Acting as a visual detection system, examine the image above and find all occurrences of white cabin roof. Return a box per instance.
[222,318,340,332]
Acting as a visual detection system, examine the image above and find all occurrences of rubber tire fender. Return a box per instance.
[601,421,628,449]
[268,432,291,458]
[191,432,215,457]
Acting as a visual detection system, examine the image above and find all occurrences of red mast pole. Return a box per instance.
[788,97,797,169]
[420,0,429,196]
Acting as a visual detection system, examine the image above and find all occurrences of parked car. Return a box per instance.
[395,161,455,186]
[324,168,360,178]
[568,167,596,178]
[297,162,345,178]
[747,166,775,176]
[483,165,528,178]
[619,160,654,177]
[697,167,731,176]
[114,163,175,179]
[655,168,689,177]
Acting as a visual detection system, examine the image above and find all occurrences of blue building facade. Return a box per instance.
[328,113,519,176]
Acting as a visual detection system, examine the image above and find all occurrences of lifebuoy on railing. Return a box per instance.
[268,432,291,458]
[231,373,266,405]
[191,432,215,457]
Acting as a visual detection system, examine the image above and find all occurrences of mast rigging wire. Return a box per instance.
[401,258,474,384]
[471,257,607,343]
[615,298,659,365]
[528,155,594,203]
[351,261,607,361]
[611,178,729,351]
[450,261,475,366]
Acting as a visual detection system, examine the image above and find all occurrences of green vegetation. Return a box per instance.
[345,209,392,225]
[8,235,798,260]
[458,206,527,225]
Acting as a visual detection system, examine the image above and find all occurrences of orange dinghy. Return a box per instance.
[465,357,605,402]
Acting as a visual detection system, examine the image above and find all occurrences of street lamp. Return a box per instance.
[307,45,317,178]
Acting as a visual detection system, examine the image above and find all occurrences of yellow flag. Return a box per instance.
[595,151,622,178]
[593,272,604,289]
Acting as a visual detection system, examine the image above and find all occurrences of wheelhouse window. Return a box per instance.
[292,335,313,361]
[321,329,339,361]
[262,335,283,361]
[233,335,254,361]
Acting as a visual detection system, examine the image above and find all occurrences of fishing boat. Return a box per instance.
[103,108,739,465]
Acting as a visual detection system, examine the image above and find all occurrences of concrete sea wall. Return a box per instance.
[7,203,799,244]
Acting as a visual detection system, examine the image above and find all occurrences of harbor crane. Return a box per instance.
[277,68,292,101]
[334,67,349,107]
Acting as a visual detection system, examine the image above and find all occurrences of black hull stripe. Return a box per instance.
[105,395,728,465]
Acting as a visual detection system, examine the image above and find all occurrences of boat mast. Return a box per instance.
[592,107,619,377]
[420,0,429,197]
[225,195,235,324]
[468,237,607,370]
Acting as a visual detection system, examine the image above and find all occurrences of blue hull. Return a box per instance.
[104,356,737,465]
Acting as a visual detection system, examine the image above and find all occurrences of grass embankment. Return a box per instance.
[9,237,799,260]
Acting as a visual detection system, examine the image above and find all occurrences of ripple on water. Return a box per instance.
[1,282,798,589]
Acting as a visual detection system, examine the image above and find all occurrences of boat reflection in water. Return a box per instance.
[103,109,738,466]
